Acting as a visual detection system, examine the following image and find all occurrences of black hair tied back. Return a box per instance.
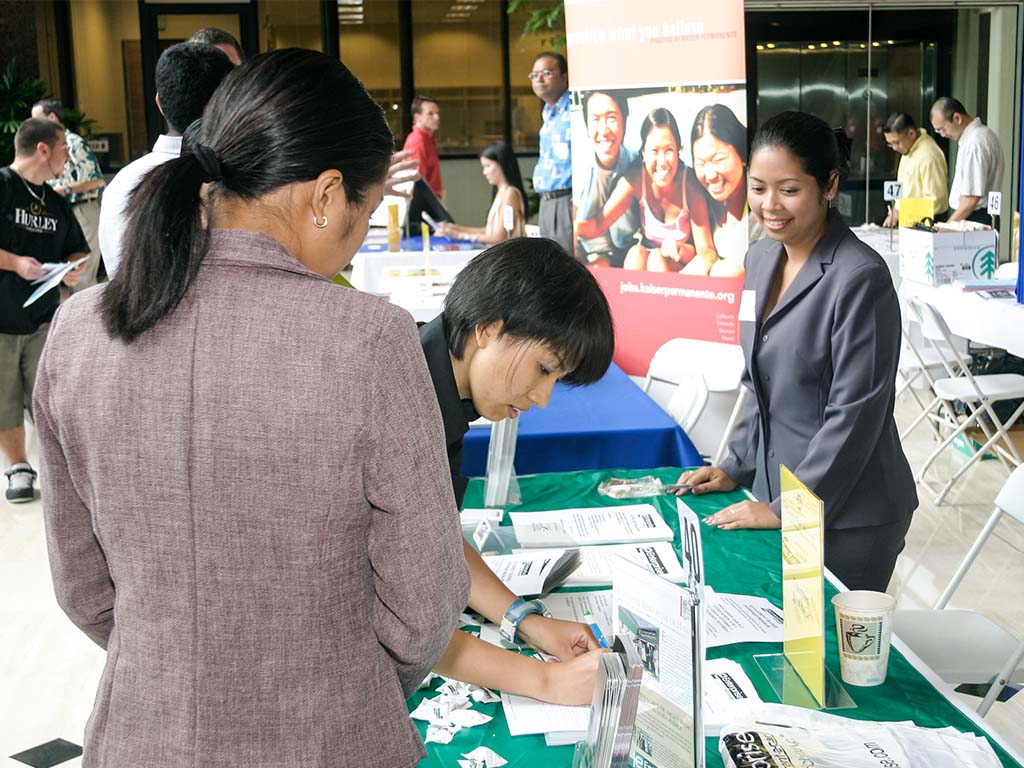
[831,127,852,182]
[192,143,224,183]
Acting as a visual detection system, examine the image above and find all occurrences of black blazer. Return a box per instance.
[719,211,918,530]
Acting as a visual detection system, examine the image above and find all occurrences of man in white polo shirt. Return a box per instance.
[98,42,233,277]
[929,97,1004,225]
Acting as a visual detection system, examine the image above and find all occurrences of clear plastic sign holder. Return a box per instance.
[754,466,854,711]
[605,500,706,768]
[483,416,521,508]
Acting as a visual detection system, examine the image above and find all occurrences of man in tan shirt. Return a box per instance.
[881,112,948,226]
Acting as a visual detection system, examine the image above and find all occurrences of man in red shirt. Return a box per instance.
[403,96,443,199]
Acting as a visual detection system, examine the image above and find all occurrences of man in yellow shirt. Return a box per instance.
[881,112,948,227]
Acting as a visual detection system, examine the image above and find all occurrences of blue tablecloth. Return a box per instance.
[462,363,703,476]
[359,233,482,252]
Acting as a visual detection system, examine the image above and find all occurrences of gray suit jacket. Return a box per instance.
[35,230,470,767]
[719,211,917,530]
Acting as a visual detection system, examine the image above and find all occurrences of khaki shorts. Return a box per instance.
[0,323,50,430]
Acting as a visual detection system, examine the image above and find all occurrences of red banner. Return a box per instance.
[590,269,744,375]
[566,0,749,375]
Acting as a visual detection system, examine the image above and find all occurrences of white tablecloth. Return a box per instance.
[349,249,481,322]
[900,280,1024,357]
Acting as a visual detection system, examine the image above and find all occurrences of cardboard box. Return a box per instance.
[899,227,998,286]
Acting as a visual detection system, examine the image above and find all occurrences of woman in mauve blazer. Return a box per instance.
[35,50,469,767]
[678,112,917,592]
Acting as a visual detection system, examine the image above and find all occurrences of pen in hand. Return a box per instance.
[583,609,609,649]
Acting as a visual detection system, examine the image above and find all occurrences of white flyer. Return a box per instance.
[22,256,88,307]
[702,658,763,735]
[510,504,672,548]
[563,541,686,586]
[705,588,784,648]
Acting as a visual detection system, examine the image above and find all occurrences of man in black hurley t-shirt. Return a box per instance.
[1,118,87,503]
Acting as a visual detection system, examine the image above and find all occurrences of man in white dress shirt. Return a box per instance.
[98,42,233,277]
[929,97,1004,225]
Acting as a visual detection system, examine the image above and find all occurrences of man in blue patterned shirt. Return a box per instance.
[32,99,105,290]
[530,52,573,252]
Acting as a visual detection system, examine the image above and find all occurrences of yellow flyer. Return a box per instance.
[780,465,825,706]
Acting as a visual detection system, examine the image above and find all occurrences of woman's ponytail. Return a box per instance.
[101,153,209,342]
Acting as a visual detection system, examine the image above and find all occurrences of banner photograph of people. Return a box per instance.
[571,84,752,277]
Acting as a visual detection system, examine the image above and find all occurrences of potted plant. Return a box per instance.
[0,58,47,165]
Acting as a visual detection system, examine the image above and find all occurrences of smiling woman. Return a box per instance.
[674,111,917,593]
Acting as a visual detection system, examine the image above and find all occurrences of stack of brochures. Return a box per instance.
[572,637,644,768]
[482,548,582,596]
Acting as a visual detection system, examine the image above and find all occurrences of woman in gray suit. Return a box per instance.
[675,111,917,592]
[35,50,470,767]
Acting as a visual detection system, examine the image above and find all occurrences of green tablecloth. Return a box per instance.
[411,467,1020,768]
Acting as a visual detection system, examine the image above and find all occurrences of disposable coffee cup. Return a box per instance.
[832,590,896,687]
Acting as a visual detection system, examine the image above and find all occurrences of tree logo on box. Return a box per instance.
[972,248,997,279]
[925,251,934,282]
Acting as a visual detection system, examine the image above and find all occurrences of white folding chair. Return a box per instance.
[908,296,1024,504]
[897,293,973,442]
[642,338,746,461]
[663,372,709,433]
[894,464,1024,716]
[896,326,972,442]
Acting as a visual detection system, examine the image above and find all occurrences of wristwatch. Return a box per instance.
[499,598,551,645]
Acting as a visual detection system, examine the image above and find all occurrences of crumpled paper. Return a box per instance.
[412,677,500,745]
[459,746,508,767]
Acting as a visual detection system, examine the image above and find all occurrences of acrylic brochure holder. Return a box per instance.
[572,637,644,768]
[483,416,521,508]
[754,466,854,711]
[604,499,706,768]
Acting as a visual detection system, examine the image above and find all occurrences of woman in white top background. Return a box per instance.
[690,103,760,276]
[437,141,526,243]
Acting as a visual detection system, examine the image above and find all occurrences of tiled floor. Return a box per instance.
[1,398,1022,766]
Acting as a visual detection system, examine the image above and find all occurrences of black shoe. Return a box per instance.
[5,463,37,503]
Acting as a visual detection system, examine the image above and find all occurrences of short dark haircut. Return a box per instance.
[411,95,438,115]
[443,238,614,386]
[691,104,746,160]
[582,90,629,125]
[14,117,63,157]
[155,42,234,133]
[883,112,917,133]
[479,141,526,213]
[751,110,851,189]
[932,96,969,121]
[32,98,64,122]
[188,27,244,62]
[640,107,682,152]
[104,49,393,343]
[534,51,567,76]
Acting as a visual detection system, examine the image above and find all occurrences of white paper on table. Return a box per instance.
[500,688,590,736]
[563,541,685,586]
[22,256,88,307]
[542,590,613,640]
[702,657,763,734]
[482,548,568,596]
[704,587,784,648]
[510,504,672,548]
